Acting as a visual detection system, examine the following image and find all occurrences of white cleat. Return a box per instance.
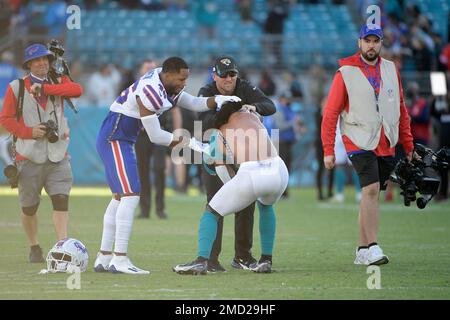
[367,245,389,266]
[354,248,369,265]
[94,252,113,272]
[108,255,150,275]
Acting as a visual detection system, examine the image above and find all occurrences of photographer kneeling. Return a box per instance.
[0,43,83,263]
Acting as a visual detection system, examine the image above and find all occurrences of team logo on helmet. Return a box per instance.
[74,241,88,253]
[46,238,89,273]
[220,58,231,66]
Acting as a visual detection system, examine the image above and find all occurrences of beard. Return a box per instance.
[361,48,380,62]
[165,85,177,96]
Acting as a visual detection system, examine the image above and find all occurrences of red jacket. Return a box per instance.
[321,53,414,157]
[0,75,83,160]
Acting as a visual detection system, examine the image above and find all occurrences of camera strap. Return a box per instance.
[14,79,25,135]
[11,78,25,164]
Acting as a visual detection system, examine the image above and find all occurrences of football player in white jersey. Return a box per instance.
[94,57,240,274]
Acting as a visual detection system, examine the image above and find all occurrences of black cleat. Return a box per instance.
[173,257,207,275]
[29,245,45,263]
[250,260,272,273]
[231,256,258,270]
[207,260,227,273]
[157,211,168,220]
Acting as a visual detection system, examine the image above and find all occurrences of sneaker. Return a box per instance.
[29,245,45,263]
[367,245,389,266]
[94,252,113,272]
[250,260,272,273]
[173,257,207,275]
[331,193,344,203]
[108,255,150,275]
[231,256,258,270]
[156,211,168,219]
[207,260,227,273]
[354,248,369,265]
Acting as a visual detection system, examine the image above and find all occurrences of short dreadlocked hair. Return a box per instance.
[213,101,244,129]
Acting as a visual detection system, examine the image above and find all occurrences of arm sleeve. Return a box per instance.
[0,84,33,139]
[176,91,210,112]
[321,71,347,157]
[396,69,414,154]
[141,114,173,146]
[42,75,83,98]
[244,83,276,116]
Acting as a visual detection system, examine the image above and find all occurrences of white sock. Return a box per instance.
[100,198,120,252]
[114,195,139,254]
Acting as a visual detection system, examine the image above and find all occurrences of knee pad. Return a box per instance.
[50,194,69,211]
[206,203,222,218]
[22,203,39,216]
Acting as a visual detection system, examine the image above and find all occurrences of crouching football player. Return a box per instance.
[173,101,289,275]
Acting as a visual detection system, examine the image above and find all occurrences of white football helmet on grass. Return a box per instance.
[46,238,89,273]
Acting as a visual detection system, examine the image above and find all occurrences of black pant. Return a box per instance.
[201,166,254,261]
[315,140,334,199]
[135,130,166,217]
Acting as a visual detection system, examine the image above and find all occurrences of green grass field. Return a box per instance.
[0,186,449,300]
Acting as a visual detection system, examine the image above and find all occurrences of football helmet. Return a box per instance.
[46,238,89,273]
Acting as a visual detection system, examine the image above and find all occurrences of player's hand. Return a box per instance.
[214,95,241,111]
[188,137,211,156]
[324,155,335,170]
[32,124,47,139]
[30,83,43,97]
[241,104,256,112]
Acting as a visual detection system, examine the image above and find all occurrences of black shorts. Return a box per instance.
[349,152,396,190]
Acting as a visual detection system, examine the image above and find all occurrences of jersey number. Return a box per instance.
[115,80,139,104]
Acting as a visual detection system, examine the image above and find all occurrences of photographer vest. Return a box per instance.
[10,78,69,164]
[338,58,400,151]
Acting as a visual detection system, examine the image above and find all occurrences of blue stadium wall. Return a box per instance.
[0,106,318,187]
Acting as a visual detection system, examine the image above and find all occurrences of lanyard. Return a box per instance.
[360,57,381,111]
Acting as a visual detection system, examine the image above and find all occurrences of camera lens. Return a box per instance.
[45,120,59,143]
[47,131,59,143]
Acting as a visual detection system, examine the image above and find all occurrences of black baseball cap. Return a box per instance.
[213,56,238,77]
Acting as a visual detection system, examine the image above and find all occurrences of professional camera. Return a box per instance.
[390,143,449,209]
[3,164,18,188]
[48,39,68,77]
[46,39,78,114]
[41,119,59,143]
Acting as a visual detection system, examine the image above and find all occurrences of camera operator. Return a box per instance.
[321,25,414,266]
[0,43,83,263]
